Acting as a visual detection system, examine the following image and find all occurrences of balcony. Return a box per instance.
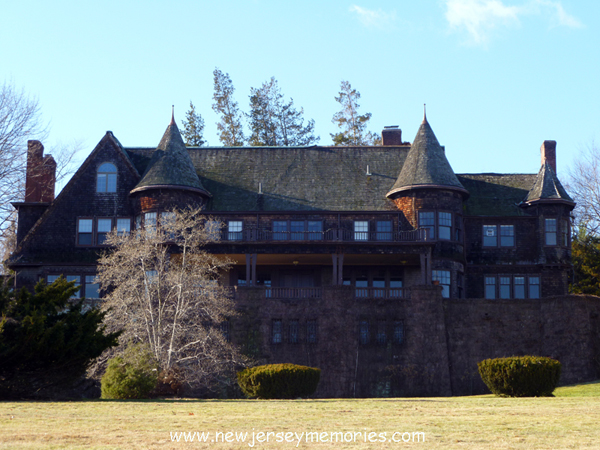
[230,286,408,300]
[223,228,427,244]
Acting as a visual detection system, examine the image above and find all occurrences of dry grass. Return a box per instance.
[1,382,600,449]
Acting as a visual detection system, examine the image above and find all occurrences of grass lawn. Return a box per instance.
[1,382,600,449]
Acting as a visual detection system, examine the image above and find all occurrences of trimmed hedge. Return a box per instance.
[237,363,321,399]
[478,356,561,397]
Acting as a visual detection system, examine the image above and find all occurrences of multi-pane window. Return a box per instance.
[529,277,540,299]
[354,221,369,241]
[562,219,569,246]
[116,218,131,236]
[393,321,404,345]
[376,221,392,241]
[289,320,299,344]
[500,225,515,246]
[97,163,117,193]
[545,218,557,245]
[500,277,511,299]
[359,320,370,345]
[432,270,451,298]
[514,276,525,299]
[306,320,317,344]
[145,212,157,235]
[272,320,282,344]
[307,221,323,240]
[97,218,112,245]
[85,275,100,299]
[483,225,497,246]
[376,320,387,345]
[485,277,496,299]
[291,221,305,240]
[486,275,540,299]
[419,212,435,240]
[228,221,243,240]
[47,275,80,298]
[273,221,288,240]
[438,212,452,240]
[77,219,93,245]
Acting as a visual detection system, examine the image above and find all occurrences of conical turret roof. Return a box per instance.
[131,115,210,196]
[386,116,468,198]
[523,159,574,205]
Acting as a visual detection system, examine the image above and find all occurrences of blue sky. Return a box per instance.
[2,0,598,180]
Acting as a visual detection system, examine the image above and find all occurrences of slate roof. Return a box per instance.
[523,160,574,205]
[131,119,210,196]
[386,117,468,198]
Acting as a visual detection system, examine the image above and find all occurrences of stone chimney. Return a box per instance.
[541,140,557,174]
[25,140,56,203]
[381,126,402,145]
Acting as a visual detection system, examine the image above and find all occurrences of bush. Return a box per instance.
[237,363,320,399]
[478,356,561,397]
[101,344,159,399]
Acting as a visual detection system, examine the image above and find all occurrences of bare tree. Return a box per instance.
[97,207,246,392]
[566,142,600,235]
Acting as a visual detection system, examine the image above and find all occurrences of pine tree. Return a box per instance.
[331,81,380,146]
[247,77,319,147]
[212,68,245,146]
[180,101,205,147]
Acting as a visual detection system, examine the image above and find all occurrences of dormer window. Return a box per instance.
[97,163,117,193]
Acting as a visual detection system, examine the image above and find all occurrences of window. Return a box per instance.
[500,277,511,299]
[354,221,369,241]
[529,277,540,299]
[47,275,80,298]
[116,218,131,236]
[562,219,569,246]
[85,275,100,299]
[289,320,299,344]
[372,277,386,298]
[376,320,387,345]
[97,218,112,245]
[432,270,451,298]
[500,225,514,247]
[355,276,368,298]
[419,212,435,240]
[228,221,243,240]
[97,163,117,193]
[390,278,403,298]
[145,212,157,236]
[485,277,496,299]
[306,320,317,344]
[77,219,93,245]
[393,321,404,344]
[545,218,557,245]
[291,221,305,240]
[359,320,370,345]
[514,276,525,299]
[438,212,452,240]
[376,220,392,241]
[205,219,221,241]
[483,225,497,246]
[273,221,288,240]
[272,320,282,344]
[455,215,463,242]
[220,320,230,342]
[307,221,323,240]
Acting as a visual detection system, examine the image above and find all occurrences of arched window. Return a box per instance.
[97,163,117,193]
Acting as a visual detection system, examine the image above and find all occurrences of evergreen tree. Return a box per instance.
[570,227,600,296]
[180,101,205,147]
[247,77,319,147]
[331,80,380,146]
[0,278,120,398]
[212,68,245,146]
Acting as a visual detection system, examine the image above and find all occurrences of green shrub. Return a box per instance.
[478,356,561,397]
[101,344,159,399]
[237,363,320,399]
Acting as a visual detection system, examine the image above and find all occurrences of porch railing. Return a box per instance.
[224,228,427,243]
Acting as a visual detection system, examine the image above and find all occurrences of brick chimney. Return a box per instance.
[541,140,557,174]
[25,140,56,203]
[382,126,402,145]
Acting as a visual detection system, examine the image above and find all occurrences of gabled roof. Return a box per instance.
[386,117,468,198]
[131,118,211,197]
[523,160,574,206]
